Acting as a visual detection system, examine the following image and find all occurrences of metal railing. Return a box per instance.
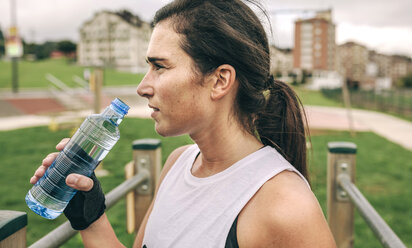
[338,175,406,248]
[29,172,149,248]
[6,140,407,247]
[28,138,162,248]
[327,142,407,248]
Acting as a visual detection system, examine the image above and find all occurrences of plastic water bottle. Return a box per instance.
[26,98,130,219]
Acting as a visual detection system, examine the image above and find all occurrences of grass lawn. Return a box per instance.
[1,123,411,246]
[0,118,193,247]
[0,59,144,89]
[293,86,344,107]
[309,130,412,247]
[0,59,343,110]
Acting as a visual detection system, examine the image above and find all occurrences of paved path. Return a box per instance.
[0,106,151,131]
[305,106,412,151]
[1,87,412,151]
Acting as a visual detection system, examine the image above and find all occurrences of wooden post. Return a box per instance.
[342,80,355,137]
[125,139,161,233]
[93,68,103,114]
[327,142,357,248]
[125,161,135,233]
[0,210,27,248]
[93,68,109,176]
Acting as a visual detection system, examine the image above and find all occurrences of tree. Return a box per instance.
[0,27,5,56]
[401,73,412,88]
[24,42,37,55]
[57,40,76,55]
[32,41,57,60]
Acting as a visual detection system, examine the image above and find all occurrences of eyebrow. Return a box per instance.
[146,56,168,64]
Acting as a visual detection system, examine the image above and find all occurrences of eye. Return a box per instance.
[153,63,165,71]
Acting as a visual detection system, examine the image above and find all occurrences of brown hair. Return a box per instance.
[154,0,309,180]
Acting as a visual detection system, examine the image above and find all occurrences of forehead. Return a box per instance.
[146,20,183,60]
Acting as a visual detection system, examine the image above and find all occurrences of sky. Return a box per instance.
[1,0,412,57]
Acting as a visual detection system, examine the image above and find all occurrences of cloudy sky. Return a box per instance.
[1,0,412,57]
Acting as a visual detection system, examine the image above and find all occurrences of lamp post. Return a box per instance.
[7,0,21,93]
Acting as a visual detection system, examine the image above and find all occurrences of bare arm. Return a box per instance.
[238,171,337,248]
[79,145,190,247]
[30,138,124,247]
[80,214,125,248]
[30,139,191,248]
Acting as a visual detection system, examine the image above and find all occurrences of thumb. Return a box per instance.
[66,174,94,192]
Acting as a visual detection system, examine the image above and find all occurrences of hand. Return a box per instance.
[30,138,94,192]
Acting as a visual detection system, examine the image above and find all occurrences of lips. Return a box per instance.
[148,104,160,112]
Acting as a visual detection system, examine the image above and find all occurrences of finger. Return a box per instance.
[66,174,94,192]
[56,138,70,151]
[34,165,47,178]
[42,153,59,167]
[30,175,39,184]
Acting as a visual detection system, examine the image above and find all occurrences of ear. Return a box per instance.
[209,64,237,101]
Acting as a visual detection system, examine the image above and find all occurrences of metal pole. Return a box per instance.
[29,172,149,248]
[342,80,355,137]
[12,57,18,93]
[338,175,407,248]
[10,0,19,93]
[327,141,356,248]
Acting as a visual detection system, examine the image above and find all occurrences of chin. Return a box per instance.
[154,124,171,137]
[155,125,184,137]
[156,130,168,137]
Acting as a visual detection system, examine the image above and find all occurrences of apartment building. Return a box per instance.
[339,44,412,88]
[337,41,369,84]
[369,50,392,78]
[391,55,412,83]
[270,45,293,77]
[77,10,152,73]
[293,9,336,72]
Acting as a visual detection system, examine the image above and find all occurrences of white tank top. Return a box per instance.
[142,144,309,247]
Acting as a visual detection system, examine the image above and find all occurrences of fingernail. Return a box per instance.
[30,176,36,184]
[43,155,52,162]
[67,175,79,185]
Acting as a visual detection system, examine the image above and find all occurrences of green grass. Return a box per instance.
[293,86,344,107]
[308,130,412,247]
[1,121,411,247]
[0,118,193,247]
[0,59,144,89]
[0,59,340,110]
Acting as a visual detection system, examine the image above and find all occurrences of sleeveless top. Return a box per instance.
[142,144,309,247]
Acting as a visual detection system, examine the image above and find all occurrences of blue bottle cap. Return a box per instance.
[111,98,130,115]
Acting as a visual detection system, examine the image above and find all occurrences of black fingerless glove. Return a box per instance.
[63,173,106,230]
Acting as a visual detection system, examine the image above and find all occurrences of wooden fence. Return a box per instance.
[0,139,161,248]
[322,89,412,119]
[2,140,407,247]
[0,211,27,248]
[327,142,406,248]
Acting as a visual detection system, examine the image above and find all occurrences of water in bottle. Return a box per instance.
[26,98,130,219]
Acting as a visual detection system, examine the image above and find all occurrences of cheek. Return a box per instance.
[173,92,203,124]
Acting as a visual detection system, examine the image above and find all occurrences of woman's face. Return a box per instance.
[137,20,213,137]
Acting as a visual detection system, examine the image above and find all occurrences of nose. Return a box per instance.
[137,73,154,98]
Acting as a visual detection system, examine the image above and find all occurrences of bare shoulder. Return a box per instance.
[238,170,336,248]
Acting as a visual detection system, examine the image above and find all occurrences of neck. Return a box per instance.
[190,117,263,178]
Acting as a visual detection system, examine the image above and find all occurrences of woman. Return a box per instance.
[31,0,336,247]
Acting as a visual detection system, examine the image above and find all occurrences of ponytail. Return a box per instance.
[152,0,309,180]
[255,76,310,181]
